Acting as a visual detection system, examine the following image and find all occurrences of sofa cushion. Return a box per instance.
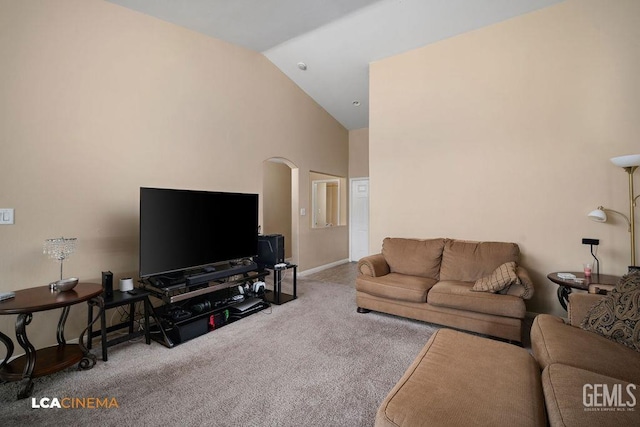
[531,314,640,385]
[439,239,520,282]
[375,328,546,427]
[581,271,640,353]
[472,261,520,293]
[355,273,437,303]
[427,280,526,318]
[382,237,445,279]
[542,363,639,427]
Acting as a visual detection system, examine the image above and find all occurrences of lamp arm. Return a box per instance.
[603,208,631,231]
[634,194,640,206]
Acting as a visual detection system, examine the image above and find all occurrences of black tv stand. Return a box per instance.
[142,261,270,348]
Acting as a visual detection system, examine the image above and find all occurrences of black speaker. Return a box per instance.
[169,318,208,344]
[102,271,113,298]
[255,234,285,267]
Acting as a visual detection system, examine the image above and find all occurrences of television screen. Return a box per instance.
[139,187,258,278]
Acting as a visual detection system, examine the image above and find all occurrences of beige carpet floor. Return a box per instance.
[1,263,439,426]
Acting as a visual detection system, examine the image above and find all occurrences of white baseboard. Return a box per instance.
[298,259,351,277]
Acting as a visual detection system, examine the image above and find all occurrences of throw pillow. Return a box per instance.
[472,262,520,293]
[581,271,640,353]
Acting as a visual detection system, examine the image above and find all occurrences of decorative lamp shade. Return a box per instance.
[610,154,640,168]
[588,208,607,222]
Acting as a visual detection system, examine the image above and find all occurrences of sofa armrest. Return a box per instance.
[357,253,390,277]
[567,293,604,327]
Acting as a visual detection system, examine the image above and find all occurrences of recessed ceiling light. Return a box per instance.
[297,62,307,71]
[352,100,361,107]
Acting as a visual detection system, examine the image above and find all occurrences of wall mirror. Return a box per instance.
[311,172,346,228]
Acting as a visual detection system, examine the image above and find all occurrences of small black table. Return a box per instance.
[547,272,621,310]
[87,289,151,361]
[263,264,297,305]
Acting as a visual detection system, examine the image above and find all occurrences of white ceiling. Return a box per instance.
[106,0,563,130]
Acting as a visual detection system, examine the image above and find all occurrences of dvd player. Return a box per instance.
[229,297,264,313]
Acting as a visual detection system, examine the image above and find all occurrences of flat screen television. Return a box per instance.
[139,187,259,279]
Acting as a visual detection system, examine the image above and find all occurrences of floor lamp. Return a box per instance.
[588,154,640,268]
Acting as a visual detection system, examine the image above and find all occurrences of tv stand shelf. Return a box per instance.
[143,270,269,304]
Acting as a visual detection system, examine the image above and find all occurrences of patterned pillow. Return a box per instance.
[581,271,640,352]
[472,262,520,293]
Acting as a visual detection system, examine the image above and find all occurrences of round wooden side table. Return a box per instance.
[0,282,104,399]
[547,272,620,311]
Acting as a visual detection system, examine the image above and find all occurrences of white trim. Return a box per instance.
[298,259,351,277]
[349,177,369,262]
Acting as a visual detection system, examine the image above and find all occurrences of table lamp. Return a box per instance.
[43,237,77,280]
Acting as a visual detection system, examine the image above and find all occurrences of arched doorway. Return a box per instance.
[262,158,299,265]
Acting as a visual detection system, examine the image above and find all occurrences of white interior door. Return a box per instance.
[350,178,369,262]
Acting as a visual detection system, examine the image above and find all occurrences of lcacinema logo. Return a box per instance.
[31,397,119,409]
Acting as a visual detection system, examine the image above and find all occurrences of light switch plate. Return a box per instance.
[0,208,14,225]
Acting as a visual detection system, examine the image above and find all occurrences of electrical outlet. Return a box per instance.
[0,208,14,225]
[582,238,599,245]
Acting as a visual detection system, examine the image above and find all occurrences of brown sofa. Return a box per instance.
[356,238,534,342]
[376,288,639,427]
[531,292,640,426]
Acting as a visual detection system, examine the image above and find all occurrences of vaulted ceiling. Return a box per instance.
[106,0,563,130]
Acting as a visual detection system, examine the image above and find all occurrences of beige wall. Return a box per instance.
[370,0,640,317]
[349,128,369,178]
[0,0,348,348]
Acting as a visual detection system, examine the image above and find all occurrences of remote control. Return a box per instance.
[0,291,16,302]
